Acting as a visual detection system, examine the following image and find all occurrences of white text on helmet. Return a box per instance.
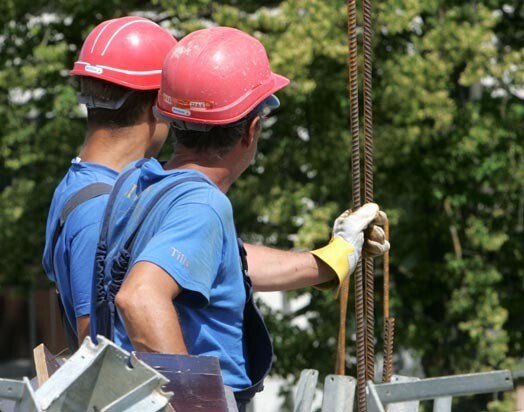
[85,64,104,74]
[163,93,172,104]
[172,107,191,117]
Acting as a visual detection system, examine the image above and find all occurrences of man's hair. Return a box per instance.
[172,116,261,158]
[80,77,157,128]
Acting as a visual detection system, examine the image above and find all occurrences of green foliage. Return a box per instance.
[1,1,522,409]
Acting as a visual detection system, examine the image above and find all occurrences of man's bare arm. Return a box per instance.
[244,243,336,292]
[76,316,90,345]
[115,261,188,354]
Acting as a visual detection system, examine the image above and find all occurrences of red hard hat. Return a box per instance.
[71,16,177,90]
[155,26,290,126]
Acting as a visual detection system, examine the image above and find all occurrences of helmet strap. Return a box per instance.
[77,89,135,110]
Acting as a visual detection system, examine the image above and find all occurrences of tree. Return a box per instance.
[1,1,522,410]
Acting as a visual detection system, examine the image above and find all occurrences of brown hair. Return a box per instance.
[80,77,157,128]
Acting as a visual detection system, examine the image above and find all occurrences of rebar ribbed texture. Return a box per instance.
[336,276,350,375]
[383,220,390,319]
[383,317,395,383]
[362,0,375,384]
[347,0,366,409]
[382,220,395,383]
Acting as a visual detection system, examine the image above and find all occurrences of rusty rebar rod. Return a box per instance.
[346,0,367,409]
[336,276,350,375]
[382,220,395,383]
[383,220,390,319]
[362,0,376,384]
[383,317,395,383]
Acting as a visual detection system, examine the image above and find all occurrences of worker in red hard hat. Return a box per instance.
[42,16,177,351]
[95,26,389,410]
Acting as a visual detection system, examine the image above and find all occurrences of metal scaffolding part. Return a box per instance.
[293,369,319,412]
[1,338,241,412]
[321,375,356,412]
[367,371,516,412]
[33,336,172,411]
[293,369,522,412]
[0,336,173,412]
[386,375,421,412]
[0,377,39,412]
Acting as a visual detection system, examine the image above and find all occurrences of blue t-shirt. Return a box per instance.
[104,158,250,391]
[42,158,118,333]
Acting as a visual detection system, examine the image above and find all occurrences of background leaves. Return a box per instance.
[0,1,522,410]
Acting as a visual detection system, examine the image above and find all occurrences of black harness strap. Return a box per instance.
[91,175,208,343]
[51,183,113,260]
[234,239,273,406]
[89,160,149,343]
[51,182,112,352]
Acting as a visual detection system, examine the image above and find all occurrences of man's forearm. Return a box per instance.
[115,261,188,354]
[76,315,90,345]
[120,299,188,354]
[244,243,336,292]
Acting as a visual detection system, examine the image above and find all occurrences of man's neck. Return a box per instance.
[163,153,240,194]
[78,125,150,172]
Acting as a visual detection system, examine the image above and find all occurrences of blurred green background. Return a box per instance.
[0,1,522,410]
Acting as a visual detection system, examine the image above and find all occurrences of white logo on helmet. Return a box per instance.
[171,107,191,117]
[190,101,206,109]
[163,93,172,104]
[85,64,104,74]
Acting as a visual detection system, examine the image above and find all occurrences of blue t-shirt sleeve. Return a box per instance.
[69,221,100,317]
[134,202,224,308]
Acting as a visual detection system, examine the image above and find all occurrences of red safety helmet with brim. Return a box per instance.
[71,16,177,91]
[154,26,290,129]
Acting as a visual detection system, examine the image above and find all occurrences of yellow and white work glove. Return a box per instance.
[311,203,390,293]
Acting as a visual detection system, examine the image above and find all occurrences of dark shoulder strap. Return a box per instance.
[92,174,210,343]
[59,183,112,227]
[98,159,149,246]
[50,181,112,351]
[123,176,209,254]
[50,182,113,276]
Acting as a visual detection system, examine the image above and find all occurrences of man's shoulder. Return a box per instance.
[51,165,117,234]
[54,163,117,199]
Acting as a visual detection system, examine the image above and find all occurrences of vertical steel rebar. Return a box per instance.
[383,317,395,383]
[346,0,367,409]
[382,220,395,383]
[336,276,350,375]
[383,220,390,319]
[362,0,375,384]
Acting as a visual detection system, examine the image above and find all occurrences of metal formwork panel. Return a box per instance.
[34,336,172,411]
[372,370,514,404]
[294,369,319,412]
[321,374,356,412]
[0,377,40,412]
[387,375,421,412]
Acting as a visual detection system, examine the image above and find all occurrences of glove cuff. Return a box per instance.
[311,236,354,291]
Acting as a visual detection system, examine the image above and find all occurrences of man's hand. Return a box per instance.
[311,203,390,291]
[333,203,390,267]
[363,209,389,258]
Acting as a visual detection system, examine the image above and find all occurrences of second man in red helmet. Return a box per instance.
[42,16,177,349]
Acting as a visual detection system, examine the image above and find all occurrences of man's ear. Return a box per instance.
[242,116,261,146]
